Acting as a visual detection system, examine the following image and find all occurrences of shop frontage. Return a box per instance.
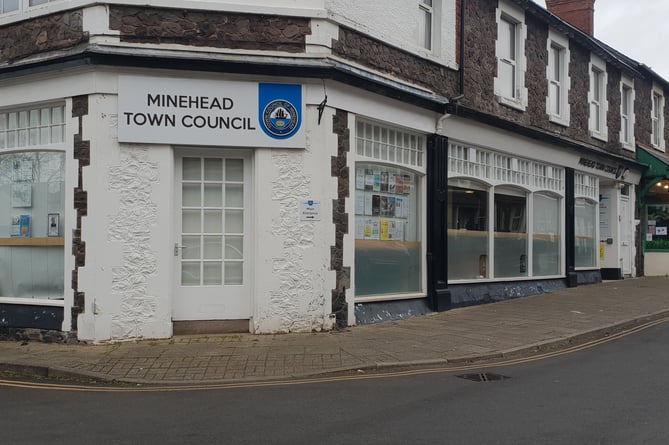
[437,117,641,307]
[0,59,446,340]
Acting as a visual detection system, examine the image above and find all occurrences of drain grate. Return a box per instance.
[456,372,509,382]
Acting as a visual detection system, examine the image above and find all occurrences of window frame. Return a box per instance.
[651,84,665,151]
[546,29,570,126]
[494,0,528,111]
[0,0,59,15]
[353,119,427,303]
[418,0,433,51]
[619,75,635,151]
[447,140,565,282]
[588,54,608,141]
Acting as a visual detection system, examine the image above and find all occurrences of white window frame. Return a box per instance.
[418,0,433,51]
[651,84,665,151]
[0,0,60,15]
[353,119,427,302]
[494,0,528,111]
[619,75,635,151]
[588,54,608,141]
[546,29,570,126]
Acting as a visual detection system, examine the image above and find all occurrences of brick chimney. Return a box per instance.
[545,0,595,36]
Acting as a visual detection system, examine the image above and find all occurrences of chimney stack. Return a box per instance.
[545,0,595,36]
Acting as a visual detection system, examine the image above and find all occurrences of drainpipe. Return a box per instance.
[437,0,466,133]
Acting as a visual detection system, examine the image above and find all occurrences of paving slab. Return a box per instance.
[1,277,669,385]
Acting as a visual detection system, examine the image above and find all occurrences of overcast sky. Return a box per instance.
[532,0,669,80]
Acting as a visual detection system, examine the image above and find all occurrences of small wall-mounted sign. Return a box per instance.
[300,200,321,221]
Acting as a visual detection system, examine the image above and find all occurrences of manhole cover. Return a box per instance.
[456,372,509,382]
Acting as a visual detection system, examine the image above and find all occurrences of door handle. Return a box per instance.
[174,243,186,256]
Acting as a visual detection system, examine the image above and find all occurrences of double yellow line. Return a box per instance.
[2,316,667,393]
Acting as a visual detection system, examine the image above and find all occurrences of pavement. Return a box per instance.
[1,276,669,386]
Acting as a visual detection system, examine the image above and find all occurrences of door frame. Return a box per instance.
[172,147,254,321]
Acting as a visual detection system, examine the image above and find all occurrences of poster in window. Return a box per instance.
[372,195,380,216]
[10,216,20,237]
[380,172,388,192]
[364,169,374,191]
[356,168,365,190]
[388,174,396,193]
[48,213,60,237]
[380,196,388,216]
[19,214,31,237]
[11,183,32,207]
[12,160,33,182]
[373,171,381,192]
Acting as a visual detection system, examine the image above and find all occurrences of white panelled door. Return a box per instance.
[173,151,252,320]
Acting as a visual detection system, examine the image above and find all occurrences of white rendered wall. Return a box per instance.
[76,92,174,342]
[251,103,338,333]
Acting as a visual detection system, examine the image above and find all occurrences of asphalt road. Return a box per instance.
[3,320,669,445]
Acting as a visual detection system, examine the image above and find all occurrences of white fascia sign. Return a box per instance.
[118,75,305,148]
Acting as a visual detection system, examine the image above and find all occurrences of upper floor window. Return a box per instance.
[620,75,635,151]
[1,0,62,14]
[494,1,527,111]
[588,55,608,141]
[546,30,570,126]
[652,85,665,151]
[419,0,433,51]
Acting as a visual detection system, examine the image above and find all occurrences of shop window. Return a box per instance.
[447,179,489,280]
[575,197,597,268]
[354,162,421,297]
[645,204,669,250]
[494,187,527,277]
[0,151,65,299]
[533,192,561,276]
[356,121,424,168]
[0,105,65,149]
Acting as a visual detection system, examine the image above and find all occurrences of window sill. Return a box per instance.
[621,142,635,152]
[651,143,666,152]
[0,297,64,307]
[496,95,526,112]
[355,292,426,303]
[548,114,569,127]
[589,130,608,142]
[0,237,64,247]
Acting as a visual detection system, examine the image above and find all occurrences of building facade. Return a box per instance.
[0,0,666,341]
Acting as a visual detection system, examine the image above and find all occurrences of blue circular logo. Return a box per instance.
[262,100,299,138]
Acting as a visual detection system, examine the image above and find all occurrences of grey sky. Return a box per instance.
[533,0,669,80]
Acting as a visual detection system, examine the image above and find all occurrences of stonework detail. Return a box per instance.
[71,95,90,330]
[332,27,459,97]
[331,110,350,327]
[256,152,330,333]
[109,6,310,52]
[108,147,160,339]
[0,11,86,63]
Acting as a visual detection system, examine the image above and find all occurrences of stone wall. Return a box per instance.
[330,109,350,327]
[109,6,310,53]
[461,0,635,160]
[0,11,87,63]
[71,95,89,331]
[332,27,460,98]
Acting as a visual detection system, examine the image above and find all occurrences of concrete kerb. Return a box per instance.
[2,309,669,386]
